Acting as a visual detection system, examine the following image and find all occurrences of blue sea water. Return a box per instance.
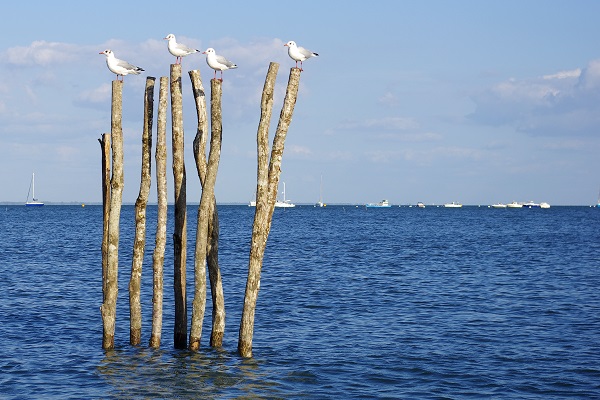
[0,204,599,399]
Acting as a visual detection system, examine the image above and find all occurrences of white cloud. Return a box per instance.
[76,83,112,106]
[469,59,600,136]
[338,117,419,131]
[4,41,80,66]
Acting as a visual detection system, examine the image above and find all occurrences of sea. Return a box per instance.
[0,204,599,399]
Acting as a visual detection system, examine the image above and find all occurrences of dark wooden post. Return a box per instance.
[101,80,124,350]
[170,64,188,349]
[98,133,110,303]
[238,64,302,358]
[189,70,226,348]
[150,76,169,348]
[129,77,155,345]
[189,77,224,350]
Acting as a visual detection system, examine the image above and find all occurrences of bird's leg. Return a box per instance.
[220,71,223,82]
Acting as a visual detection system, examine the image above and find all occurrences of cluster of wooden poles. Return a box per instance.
[99,62,301,358]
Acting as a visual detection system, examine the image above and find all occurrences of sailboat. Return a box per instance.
[275,182,295,208]
[25,172,44,207]
[315,175,325,207]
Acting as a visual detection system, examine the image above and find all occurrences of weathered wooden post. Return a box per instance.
[101,80,124,350]
[129,77,155,345]
[150,77,169,348]
[98,133,110,302]
[189,76,224,350]
[170,64,188,349]
[238,65,301,358]
[189,70,226,348]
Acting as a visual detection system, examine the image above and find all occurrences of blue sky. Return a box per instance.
[2,1,600,205]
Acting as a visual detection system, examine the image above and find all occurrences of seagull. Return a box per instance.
[164,34,200,64]
[99,50,144,81]
[203,48,237,81]
[284,41,319,71]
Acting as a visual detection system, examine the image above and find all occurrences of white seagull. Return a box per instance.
[99,49,144,81]
[203,48,237,81]
[284,41,319,71]
[164,34,200,64]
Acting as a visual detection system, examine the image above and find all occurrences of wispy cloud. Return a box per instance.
[469,60,600,136]
[4,41,80,66]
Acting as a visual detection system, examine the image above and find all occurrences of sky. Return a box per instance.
[2,1,600,206]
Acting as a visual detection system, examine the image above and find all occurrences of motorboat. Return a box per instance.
[417,202,425,208]
[523,201,540,208]
[443,202,462,208]
[506,201,523,208]
[540,202,551,209]
[491,203,507,208]
[366,199,392,208]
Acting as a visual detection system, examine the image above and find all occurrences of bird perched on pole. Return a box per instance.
[99,49,144,81]
[164,34,200,64]
[284,41,319,71]
[203,48,238,81]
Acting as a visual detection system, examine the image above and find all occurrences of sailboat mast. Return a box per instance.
[32,172,35,200]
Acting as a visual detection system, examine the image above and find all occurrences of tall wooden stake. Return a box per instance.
[238,65,301,358]
[150,77,169,348]
[170,64,188,349]
[129,77,155,345]
[189,77,224,350]
[189,70,226,348]
[98,133,110,303]
[101,80,124,350]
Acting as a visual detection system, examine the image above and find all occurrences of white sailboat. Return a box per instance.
[275,182,295,208]
[315,175,325,207]
[25,172,44,207]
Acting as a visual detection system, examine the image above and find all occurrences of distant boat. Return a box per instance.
[506,201,523,208]
[275,182,295,208]
[315,175,325,207]
[443,202,462,208]
[522,201,540,208]
[540,202,551,209]
[491,203,507,208]
[597,188,600,207]
[417,202,425,208]
[25,172,44,207]
[248,183,295,208]
[366,199,391,208]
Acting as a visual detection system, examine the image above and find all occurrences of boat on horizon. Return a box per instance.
[506,201,523,208]
[491,203,507,208]
[366,199,392,208]
[315,175,325,207]
[417,202,425,208]
[248,182,296,208]
[25,172,44,207]
[275,182,295,208]
[444,202,462,208]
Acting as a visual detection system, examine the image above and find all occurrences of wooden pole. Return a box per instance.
[170,64,188,349]
[189,77,224,350]
[98,133,111,303]
[129,77,155,345]
[238,64,304,358]
[101,80,124,350]
[150,77,169,348]
[189,70,226,348]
